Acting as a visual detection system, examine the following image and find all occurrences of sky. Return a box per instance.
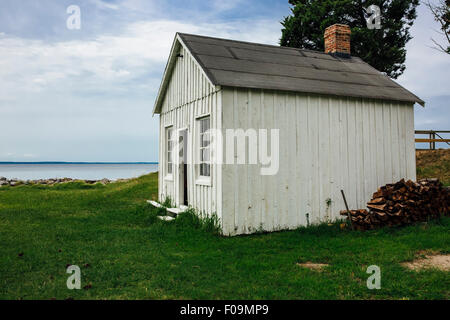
[0,0,448,162]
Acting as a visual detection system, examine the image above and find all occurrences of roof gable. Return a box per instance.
[152,34,216,114]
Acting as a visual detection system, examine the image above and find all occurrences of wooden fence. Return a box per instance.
[415,130,450,150]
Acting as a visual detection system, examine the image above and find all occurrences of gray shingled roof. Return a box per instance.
[177,33,424,106]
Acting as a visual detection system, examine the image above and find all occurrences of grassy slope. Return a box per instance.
[0,173,449,300]
[416,149,450,186]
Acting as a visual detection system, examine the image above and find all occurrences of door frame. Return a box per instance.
[177,127,189,207]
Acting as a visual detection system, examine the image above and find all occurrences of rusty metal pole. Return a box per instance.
[340,190,354,230]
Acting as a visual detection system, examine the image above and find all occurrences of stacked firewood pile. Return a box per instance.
[341,179,450,230]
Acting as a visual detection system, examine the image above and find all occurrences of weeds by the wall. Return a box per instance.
[175,208,221,235]
[161,196,174,208]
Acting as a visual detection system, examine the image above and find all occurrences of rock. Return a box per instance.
[0,177,117,186]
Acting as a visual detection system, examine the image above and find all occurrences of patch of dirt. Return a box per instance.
[402,252,450,272]
[296,262,329,270]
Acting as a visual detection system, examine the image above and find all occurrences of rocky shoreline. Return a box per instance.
[0,176,130,187]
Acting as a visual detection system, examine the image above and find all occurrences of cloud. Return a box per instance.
[0,18,280,96]
[0,16,281,161]
[210,0,245,12]
[93,0,120,10]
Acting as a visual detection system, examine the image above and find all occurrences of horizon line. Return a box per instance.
[0,161,159,164]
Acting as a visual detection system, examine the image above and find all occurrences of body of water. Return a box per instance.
[0,163,158,180]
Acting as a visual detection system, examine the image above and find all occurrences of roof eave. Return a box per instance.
[359,63,425,107]
[152,35,181,115]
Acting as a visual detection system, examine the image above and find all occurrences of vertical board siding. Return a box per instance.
[158,43,220,218]
[221,88,416,236]
[405,104,417,180]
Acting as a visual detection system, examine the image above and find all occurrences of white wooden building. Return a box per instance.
[152,25,424,236]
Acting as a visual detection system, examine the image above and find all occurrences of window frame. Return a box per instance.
[165,126,174,180]
[197,116,211,181]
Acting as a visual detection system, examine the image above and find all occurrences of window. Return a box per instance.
[199,117,210,177]
[166,127,173,175]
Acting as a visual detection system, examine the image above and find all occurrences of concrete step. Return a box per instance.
[166,208,183,216]
[167,207,188,217]
[147,200,163,208]
[157,216,175,222]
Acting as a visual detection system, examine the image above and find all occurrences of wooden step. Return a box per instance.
[147,200,163,208]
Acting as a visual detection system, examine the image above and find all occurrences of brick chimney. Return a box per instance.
[324,24,351,57]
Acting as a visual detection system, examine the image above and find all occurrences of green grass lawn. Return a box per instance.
[0,172,449,300]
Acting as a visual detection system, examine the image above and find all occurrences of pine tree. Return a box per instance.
[280,0,420,79]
